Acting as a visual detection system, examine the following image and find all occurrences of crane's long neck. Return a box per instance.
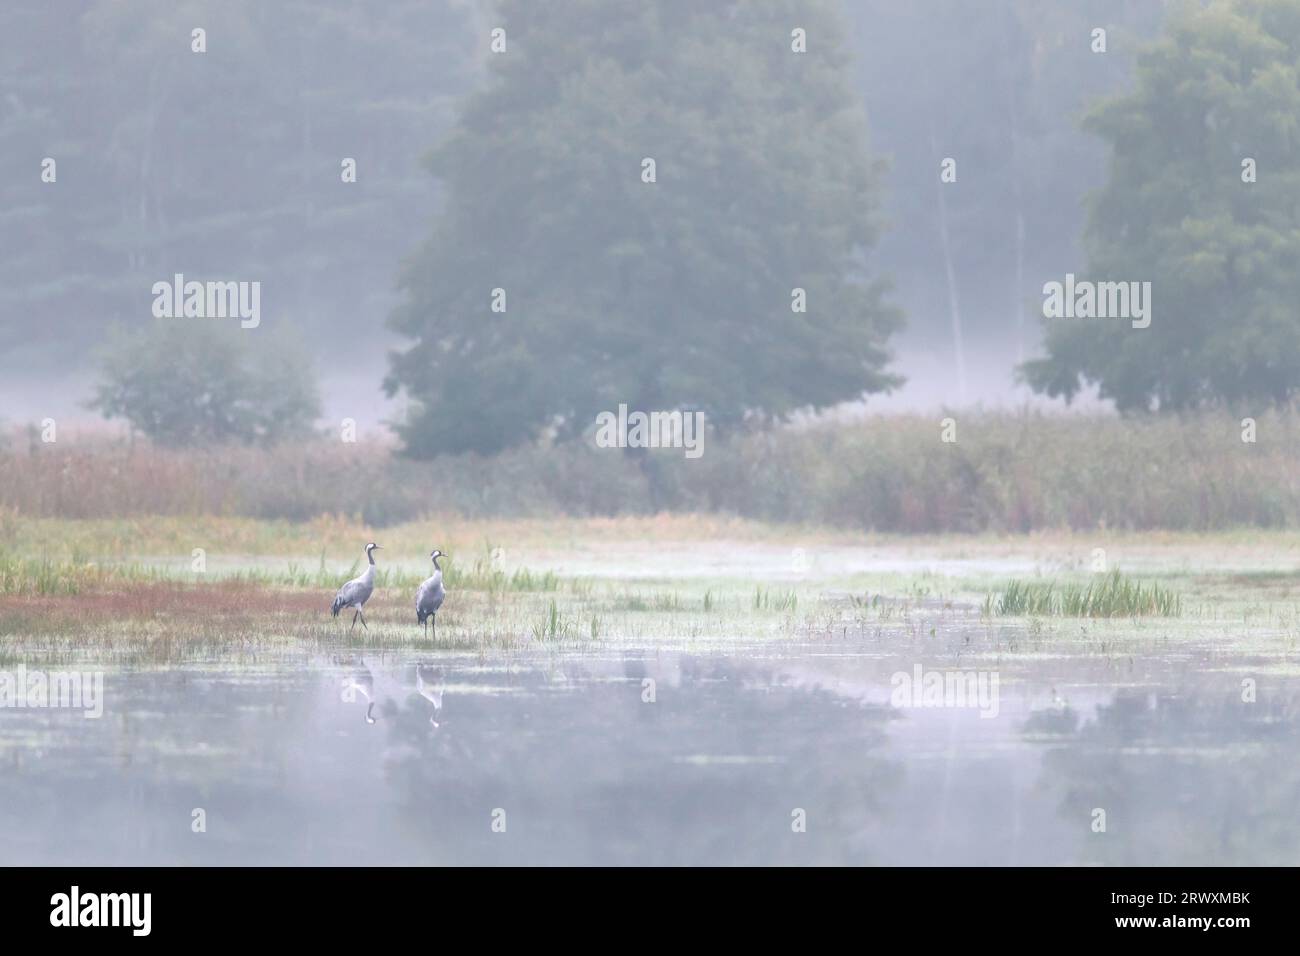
[367,550,376,567]
[432,556,442,571]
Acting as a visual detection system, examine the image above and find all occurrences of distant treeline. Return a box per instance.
[3,412,1297,533]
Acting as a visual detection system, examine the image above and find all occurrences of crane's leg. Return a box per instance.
[350,610,359,630]
[432,615,436,640]
[359,609,368,630]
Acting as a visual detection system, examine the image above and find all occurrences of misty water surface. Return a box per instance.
[2,633,1295,866]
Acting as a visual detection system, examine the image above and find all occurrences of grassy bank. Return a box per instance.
[3,410,1298,532]
[0,514,1295,665]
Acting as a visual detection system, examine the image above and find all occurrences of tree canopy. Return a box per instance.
[1021,0,1300,411]
[386,0,901,457]
[89,323,321,446]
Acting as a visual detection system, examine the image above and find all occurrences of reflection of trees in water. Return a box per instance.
[378,656,899,865]
[1031,689,1300,865]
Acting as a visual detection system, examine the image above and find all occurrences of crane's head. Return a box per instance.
[430,549,446,561]
[365,542,381,555]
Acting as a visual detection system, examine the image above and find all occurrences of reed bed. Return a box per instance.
[2,409,1298,532]
[984,570,1182,618]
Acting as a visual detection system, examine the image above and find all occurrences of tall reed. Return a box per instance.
[3,410,1297,532]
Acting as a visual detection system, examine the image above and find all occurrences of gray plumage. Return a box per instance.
[331,543,381,630]
[416,550,447,637]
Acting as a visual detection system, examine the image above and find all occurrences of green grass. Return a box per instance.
[0,554,176,596]
[984,569,1182,618]
[530,599,571,641]
[753,586,797,612]
[611,590,686,612]
[0,549,562,596]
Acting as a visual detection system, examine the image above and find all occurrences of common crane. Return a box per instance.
[331,542,381,630]
[415,549,447,638]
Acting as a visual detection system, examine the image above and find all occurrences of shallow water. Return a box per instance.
[2,633,1297,865]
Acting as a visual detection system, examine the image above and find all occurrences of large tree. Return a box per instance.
[1022,0,1300,411]
[386,0,901,457]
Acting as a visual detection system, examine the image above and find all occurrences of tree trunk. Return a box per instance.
[931,125,967,404]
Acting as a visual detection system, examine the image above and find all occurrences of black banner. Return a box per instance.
[0,867,1281,942]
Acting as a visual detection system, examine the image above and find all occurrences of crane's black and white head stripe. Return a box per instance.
[430,549,445,560]
[366,542,381,553]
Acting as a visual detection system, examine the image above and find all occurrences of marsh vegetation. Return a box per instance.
[2,513,1297,865]
[4,410,1300,531]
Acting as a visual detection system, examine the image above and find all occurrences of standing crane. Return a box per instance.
[415,549,447,638]
[331,542,381,630]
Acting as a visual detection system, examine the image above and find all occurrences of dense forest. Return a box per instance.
[1,0,1169,423]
